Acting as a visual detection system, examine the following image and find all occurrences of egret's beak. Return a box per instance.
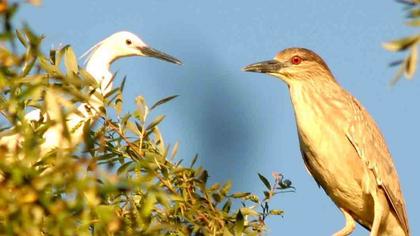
[139,46,182,65]
[242,60,283,73]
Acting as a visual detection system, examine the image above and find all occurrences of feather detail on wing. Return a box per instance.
[345,96,410,236]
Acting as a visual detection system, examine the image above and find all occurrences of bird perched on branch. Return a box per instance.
[0,31,181,153]
[243,48,409,236]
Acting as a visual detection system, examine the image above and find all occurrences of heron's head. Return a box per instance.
[98,31,182,65]
[243,48,334,83]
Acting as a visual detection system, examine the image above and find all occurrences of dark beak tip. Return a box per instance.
[242,65,260,73]
[241,66,249,72]
[141,46,182,65]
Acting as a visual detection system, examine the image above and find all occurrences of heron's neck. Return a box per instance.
[288,78,345,128]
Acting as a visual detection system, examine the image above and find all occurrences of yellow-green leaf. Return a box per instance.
[383,35,420,52]
[405,45,418,79]
[234,210,244,235]
[146,115,165,131]
[406,19,420,27]
[64,46,78,75]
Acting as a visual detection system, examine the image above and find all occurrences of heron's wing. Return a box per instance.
[345,95,409,235]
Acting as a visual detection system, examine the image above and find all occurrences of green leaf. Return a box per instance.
[150,95,178,110]
[264,191,272,200]
[405,45,418,79]
[383,35,420,52]
[406,18,420,27]
[269,209,284,216]
[79,69,98,87]
[248,194,259,203]
[408,7,420,18]
[240,207,259,216]
[258,173,271,190]
[146,115,165,131]
[221,180,232,196]
[230,192,250,199]
[212,192,222,202]
[117,161,135,175]
[95,205,117,222]
[209,183,221,191]
[115,90,123,114]
[141,193,156,219]
[198,170,209,184]
[16,30,27,47]
[223,228,234,236]
[135,96,148,121]
[190,153,199,168]
[234,209,244,236]
[38,56,59,75]
[64,46,78,75]
[170,142,179,160]
[222,199,232,213]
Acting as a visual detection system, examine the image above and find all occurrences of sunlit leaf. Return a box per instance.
[38,56,59,75]
[230,192,251,198]
[383,35,420,52]
[240,207,259,216]
[405,45,418,78]
[234,210,244,235]
[15,30,27,47]
[64,46,78,76]
[406,18,420,27]
[170,142,179,160]
[117,161,135,175]
[146,115,165,131]
[269,209,284,216]
[408,7,420,18]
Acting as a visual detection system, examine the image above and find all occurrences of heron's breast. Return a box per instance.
[289,85,368,209]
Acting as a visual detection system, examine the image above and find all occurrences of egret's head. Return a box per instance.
[243,48,334,83]
[90,31,182,65]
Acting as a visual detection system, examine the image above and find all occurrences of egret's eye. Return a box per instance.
[126,39,132,45]
[291,56,302,65]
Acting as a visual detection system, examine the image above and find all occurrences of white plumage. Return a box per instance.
[0,31,181,154]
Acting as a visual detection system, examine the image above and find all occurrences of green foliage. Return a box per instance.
[384,0,420,84]
[0,3,293,235]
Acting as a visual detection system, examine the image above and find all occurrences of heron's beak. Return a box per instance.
[242,60,283,74]
[139,46,182,65]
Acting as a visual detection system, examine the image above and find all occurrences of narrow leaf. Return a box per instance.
[230,192,251,198]
[234,210,244,236]
[258,173,271,190]
[382,35,420,52]
[170,141,179,160]
[150,95,178,110]
[117,161,135,175]
[190,153,199,168]
[146,115,165,131]
[269,209,284,216]
[406,19,420,27]
[64,46,79,75]
[15,30,27,47]
[405,45,418,79]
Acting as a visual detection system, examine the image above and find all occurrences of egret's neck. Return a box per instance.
[86,46,116,95]
[84,46,116,113]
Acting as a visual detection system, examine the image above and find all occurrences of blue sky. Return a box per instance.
[20,0,419,235]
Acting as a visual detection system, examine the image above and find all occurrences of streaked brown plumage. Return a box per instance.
[243,48,409,236]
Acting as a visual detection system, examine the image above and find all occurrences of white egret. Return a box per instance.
[0,31,181,153]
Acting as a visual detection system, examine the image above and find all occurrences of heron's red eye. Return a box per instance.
[291,56,302,65]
